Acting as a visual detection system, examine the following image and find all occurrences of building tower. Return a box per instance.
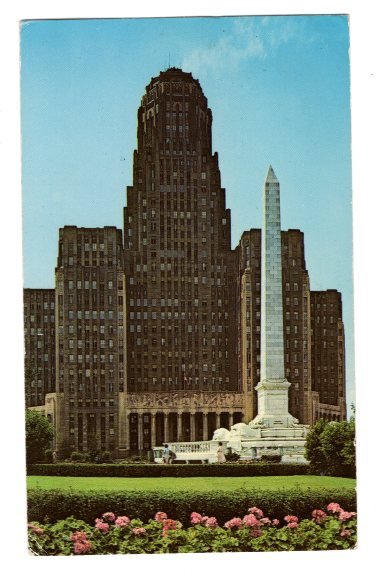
[310,290,346,421]
[124,68,237,397]
[24,289,56,408]
[54,226,127,456]
[122,68,240,449]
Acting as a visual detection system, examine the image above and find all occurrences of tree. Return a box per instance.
[305,414,356,476]
[305,419,328,473]
[26,409,54,465]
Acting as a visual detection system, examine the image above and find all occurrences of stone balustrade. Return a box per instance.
[153,440,225,463]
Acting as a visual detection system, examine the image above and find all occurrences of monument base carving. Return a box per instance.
[212,421,309,463]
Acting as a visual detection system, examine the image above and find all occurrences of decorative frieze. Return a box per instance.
[127,391,245,411]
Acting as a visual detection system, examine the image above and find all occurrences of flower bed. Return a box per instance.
[27,502,356,554]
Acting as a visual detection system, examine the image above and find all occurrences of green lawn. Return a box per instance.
[27,475,355,492]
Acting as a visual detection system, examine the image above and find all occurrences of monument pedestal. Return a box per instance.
[249,378,299,429]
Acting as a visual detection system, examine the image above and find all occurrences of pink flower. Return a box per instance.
[340,529,352,538]
[102,512,116,522]
[154,511,168,522]
[312,509,328,523]
[204,517,218,528]
[95,520,109,533]
[287,522,299,529]
[284,515,299,524]
[339,511,356,522]
[224,517,243,529]
[260,517,271,525]
[71,531,91,554]
[115,516,130,528]
[162,518,180,536]
[327,502,343,514]
[28,523,44,536]
[242,514,260,528]
[132,527,146,536]
[248,507,264,518]
[71,531,88,542]
[272,519,280,526]
[73,540,92,554]
[251,527,262,538]
[190,512,204,525]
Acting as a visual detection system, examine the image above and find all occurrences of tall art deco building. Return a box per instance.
[122,68,242,452]
[24,69,347,456]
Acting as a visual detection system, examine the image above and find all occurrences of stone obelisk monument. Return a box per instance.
[211,166,308,462]
[250,166,298,429]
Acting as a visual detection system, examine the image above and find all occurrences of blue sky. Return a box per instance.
[20,15,353,406]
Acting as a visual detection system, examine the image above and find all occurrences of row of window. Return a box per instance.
[67,280,115,290]
[128,298,224,307]
[67,354,120,364]
[25,301,55,310]
[27,316,55,324]
[66,311,122,320]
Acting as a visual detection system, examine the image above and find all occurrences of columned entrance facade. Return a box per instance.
[125,405,244,453]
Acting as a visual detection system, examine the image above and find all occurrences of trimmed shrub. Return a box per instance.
[99,451,112,463]
[27,462,311,477]
[70,452,91,463]
[225,452,240,462]
[260,455,281,463]
[27,487,356,526]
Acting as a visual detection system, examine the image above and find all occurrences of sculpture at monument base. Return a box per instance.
[211,421,308,463]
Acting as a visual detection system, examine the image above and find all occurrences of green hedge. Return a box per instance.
[27,462,356,478]
[28,462,312,477]
[27,487,356,526]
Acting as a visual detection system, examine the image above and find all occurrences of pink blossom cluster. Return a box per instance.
[260,517,272,526]
[248,507,264,518]
[284,515,299,529]
[312,509,328,524]
[204,517,218,528]
[224,517,243,529]
[190,512,204,525]
[326,503,357,522]
[223,509,278,533]
[339,511,356,522]
[162,518,180,537]
[154,511,168,522]
[242,514,261,528]
[102,512,116,522]
[115,516,130,528]
[327,502,343,514]
[95,519,109,533]
[132,527,146,536]
[28,523,44,537]
[189,512,217,528]
[71,531,91,555]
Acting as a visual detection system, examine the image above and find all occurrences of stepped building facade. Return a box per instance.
[24,68,347,457]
